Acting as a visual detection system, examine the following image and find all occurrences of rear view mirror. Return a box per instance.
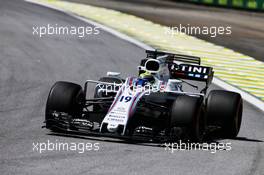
[145,59,160,73]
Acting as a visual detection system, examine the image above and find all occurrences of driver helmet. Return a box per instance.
[139,71,155,84]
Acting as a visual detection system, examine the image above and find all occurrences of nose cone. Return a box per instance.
[107,123,119,133]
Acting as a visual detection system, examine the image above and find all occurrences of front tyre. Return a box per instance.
[206,90,243,138]
[45,81,85,129]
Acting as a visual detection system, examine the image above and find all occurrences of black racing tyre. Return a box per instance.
[170,95,204,142]
[93,77,123,111]
[143,92,170,104]
[45,81,85,128]
[206,90,243,138]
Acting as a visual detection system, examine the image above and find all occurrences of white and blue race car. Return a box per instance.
[45,50,243,142]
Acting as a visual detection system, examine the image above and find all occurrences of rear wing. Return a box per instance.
[169,64,214,83]
[146,50,201,65]
[145,50,214,85]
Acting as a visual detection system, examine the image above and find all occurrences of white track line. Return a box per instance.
[25,0,264,112]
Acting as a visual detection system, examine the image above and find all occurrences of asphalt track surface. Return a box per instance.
[0,0,263,175]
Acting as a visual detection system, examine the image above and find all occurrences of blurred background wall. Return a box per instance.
[177,0,264,11]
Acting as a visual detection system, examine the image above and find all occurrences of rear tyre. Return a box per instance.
[45,81,85,129]
[170,96,204,142]
[206,90,243,138]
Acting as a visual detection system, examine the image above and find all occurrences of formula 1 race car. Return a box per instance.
[45,50,243,142]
